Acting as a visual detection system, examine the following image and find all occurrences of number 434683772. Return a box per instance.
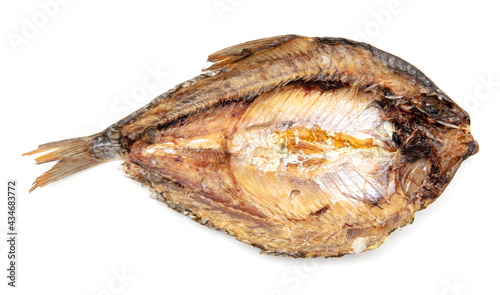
[7,180,16,232]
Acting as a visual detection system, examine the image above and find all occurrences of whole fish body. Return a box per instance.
[25,35,478,257]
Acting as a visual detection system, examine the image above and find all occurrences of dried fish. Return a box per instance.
[25,35,478,257]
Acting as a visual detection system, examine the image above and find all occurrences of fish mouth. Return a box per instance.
[466,140,480,158]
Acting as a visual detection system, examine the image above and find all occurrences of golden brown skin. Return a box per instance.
[25,35,478,257]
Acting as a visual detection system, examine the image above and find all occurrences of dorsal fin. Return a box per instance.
[204,34,302,71]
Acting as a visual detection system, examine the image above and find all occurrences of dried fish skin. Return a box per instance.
[25,35,478,257]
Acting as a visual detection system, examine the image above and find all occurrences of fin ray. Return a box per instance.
[24,132,121,192]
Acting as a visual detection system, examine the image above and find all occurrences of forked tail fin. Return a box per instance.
[23,128,125,192]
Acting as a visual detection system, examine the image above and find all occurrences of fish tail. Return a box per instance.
[23,127,126,192]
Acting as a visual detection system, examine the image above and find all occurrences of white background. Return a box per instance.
[1,0,499,294]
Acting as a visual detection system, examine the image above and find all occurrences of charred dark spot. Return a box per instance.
[462,140,480,159]
[383,89,393,97]
[291,79,346,92]
[387,227,397,235]
[310,205,329,217]
[443,111,460,125]
[278,121,294,129]
[400,130,437,162]
[239,48,252,58]
[392,132,401,146]
[295,251,308,258]
[316,37,371,50]
[398,122,412,135]
[416,95,462,126]
[420,186,438,201]
[303,85,313,95]
[421,96,442,116]
[463,112,471,125]
[419,161,456,203]
[144,128,159,144]
[158,113,190,130]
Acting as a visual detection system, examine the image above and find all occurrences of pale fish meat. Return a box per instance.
[25,35,478,257]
